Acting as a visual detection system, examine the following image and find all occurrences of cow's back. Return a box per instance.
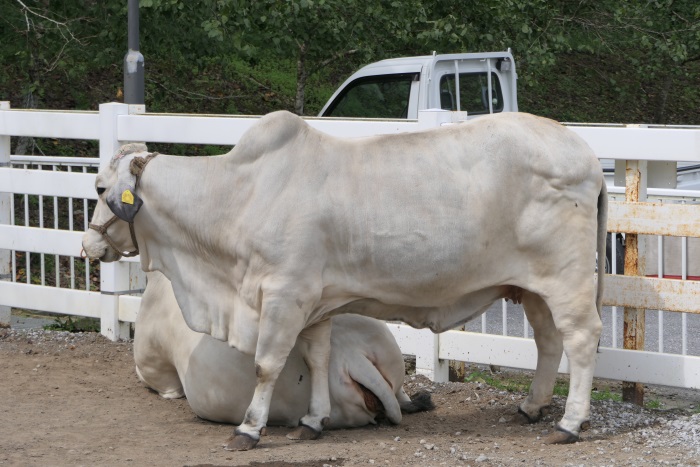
[275,112,604,306]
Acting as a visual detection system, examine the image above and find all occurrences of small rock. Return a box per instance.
[476,454,489,462]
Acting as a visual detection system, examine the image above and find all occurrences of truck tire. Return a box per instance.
[605,233,625,274]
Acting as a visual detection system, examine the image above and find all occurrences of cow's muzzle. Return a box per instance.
[88,214,140,258]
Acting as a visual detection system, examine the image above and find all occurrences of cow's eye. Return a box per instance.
[96,187,106,196]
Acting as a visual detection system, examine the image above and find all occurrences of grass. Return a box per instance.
[43,315,100,333]
[645,399,662,409]
[463,368,666,408]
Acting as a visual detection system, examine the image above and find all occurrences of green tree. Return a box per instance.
[0,0,120,108]
[581,0,700,123]
[413,0,575,85]
[199,0,426,115]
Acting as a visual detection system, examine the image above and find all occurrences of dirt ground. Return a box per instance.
[1,329,700,467]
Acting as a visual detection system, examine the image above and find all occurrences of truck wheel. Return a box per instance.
[605,233,625,274]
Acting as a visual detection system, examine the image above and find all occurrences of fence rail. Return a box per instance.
[2,101,700,393]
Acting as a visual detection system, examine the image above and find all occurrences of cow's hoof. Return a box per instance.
[287,424,322,441]
[509,409,537,425]
[224,432,259,451]
[512,406,541,425]
[544,428,579,445]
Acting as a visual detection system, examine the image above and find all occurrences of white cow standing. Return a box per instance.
[135,271,432,427]
[83,111,607,449]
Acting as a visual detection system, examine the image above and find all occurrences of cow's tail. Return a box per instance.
[348,359,403,425]
[596,181,608,318]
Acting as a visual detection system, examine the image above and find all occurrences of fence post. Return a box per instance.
[0,102,10,328]
[416,334,449,383]
[98,102,132,340]
[622,158,648,405]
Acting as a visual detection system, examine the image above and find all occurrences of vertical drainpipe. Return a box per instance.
[124,0,145,105]
[454,60,461,112]
[486,58,493,114]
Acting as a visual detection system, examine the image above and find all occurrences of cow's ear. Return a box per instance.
[106,186,143,222]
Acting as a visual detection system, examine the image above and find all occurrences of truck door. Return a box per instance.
[320,72,420,119]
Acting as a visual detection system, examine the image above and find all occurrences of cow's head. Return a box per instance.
[105,143,149,223]
[81,143,149,262]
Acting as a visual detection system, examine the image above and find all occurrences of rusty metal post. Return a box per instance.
[449,325,467,381]
[622,159,647,405]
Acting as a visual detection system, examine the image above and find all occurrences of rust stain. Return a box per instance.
[625,166,641,203]
[608,202,700,237]
[623,308,645,350]
[624,234,641,276]
[622,162,646,406]
[603,275,700,313]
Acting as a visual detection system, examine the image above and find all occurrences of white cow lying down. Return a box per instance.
[83,111,607,449]
[135,271,432,428]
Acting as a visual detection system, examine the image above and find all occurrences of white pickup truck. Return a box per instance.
[319,50,517,120]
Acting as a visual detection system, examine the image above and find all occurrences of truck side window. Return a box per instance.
[439,72,504,114]
[322,73,418,119]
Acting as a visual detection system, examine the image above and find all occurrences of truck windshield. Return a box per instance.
[439,72,504,115]
[322,73,418,119]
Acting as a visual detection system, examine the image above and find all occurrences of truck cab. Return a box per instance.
[319,50,518,120]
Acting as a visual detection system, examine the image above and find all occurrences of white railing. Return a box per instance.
[1,102,700,392]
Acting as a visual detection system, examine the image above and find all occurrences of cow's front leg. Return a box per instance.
[287,318,332,440]
[225,294,308,451]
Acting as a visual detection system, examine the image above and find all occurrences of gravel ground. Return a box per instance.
[2,327,700,466]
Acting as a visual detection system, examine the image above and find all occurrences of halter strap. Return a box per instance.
[88,215,140,257]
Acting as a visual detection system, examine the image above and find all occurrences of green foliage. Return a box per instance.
[591,388,622,402]
[44,315,100,333]
[0,0,698,123]
[174,0,427,113]
[645,399,662,409]
[465,369,534,394]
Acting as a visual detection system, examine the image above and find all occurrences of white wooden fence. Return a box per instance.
[2,102,700,391]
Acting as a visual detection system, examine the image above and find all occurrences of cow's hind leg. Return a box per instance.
[517,291,564,425]
[542,290,602,444]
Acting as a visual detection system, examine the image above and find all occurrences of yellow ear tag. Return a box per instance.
[121,189,135,205]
